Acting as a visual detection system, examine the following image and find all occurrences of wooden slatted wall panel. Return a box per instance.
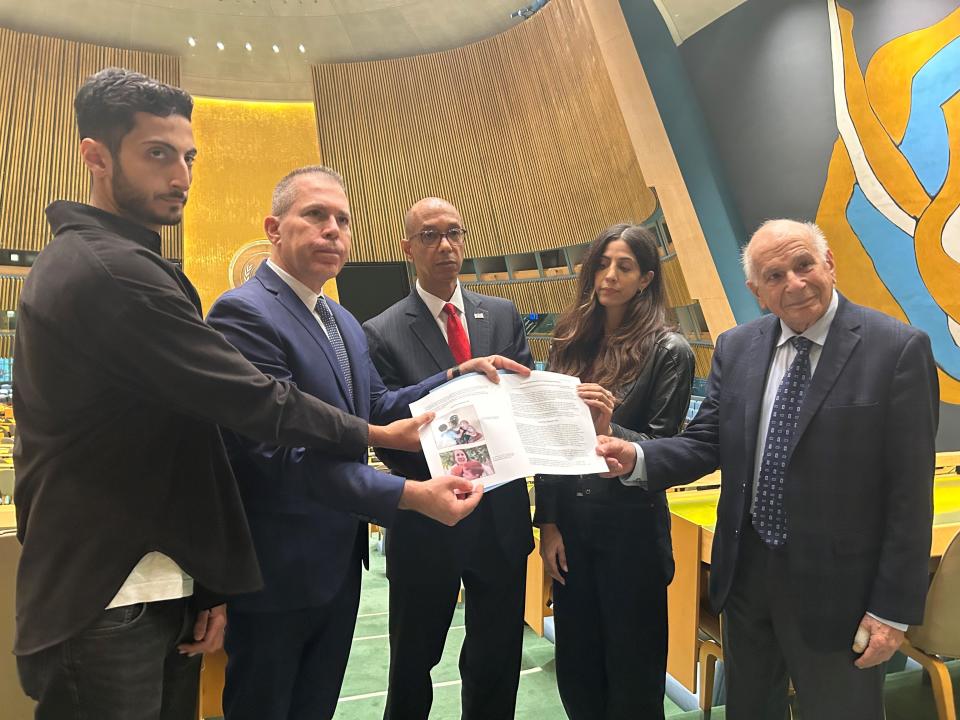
[527,337,552,364]
[311,0,657,263]
[661,256,693,307]
[693,344,713,379]
[463,277,579,315]
[0,276,22,313]
[0,27,182,259]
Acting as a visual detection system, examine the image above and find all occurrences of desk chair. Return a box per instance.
[900,531,960,720]
[697,602,723,714]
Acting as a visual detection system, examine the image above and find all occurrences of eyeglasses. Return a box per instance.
[412,227,468,247]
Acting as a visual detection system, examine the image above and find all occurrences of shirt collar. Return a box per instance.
[416,279,465,320]
[777,289,839,348]
[266,259,324,312]
[46,200,162,255]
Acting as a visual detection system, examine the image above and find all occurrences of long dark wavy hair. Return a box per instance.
[549,224,670,395]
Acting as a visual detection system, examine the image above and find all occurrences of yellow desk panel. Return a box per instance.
[664,475,960,694]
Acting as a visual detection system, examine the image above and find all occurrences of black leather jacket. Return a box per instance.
[534,330,695,582]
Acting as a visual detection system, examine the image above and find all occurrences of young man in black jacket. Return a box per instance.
[13,69,479,720]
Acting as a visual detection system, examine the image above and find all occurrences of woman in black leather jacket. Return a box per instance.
[535,224,694,720]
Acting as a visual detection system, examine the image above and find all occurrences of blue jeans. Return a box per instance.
[17,597,201,720]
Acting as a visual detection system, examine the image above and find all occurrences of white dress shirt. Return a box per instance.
[621,290,906,630]
[416,280,471,344]
[266,259,330,339]
[750,290,838,508]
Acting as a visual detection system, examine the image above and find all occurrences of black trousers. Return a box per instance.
[383,503,527,720]
[551,499,669,720]
[17,598,201,720]
[722,524,886,720]
[222,556,362,720]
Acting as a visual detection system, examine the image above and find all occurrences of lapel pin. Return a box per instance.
[474,312,485,319]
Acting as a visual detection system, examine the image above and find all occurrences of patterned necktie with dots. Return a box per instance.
[315,296,354,403]
[753,336,813,547]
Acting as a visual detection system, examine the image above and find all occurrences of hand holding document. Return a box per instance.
[368,412,438,452]
[410,370,609,490]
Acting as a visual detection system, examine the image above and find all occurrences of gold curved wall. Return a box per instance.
[0,27,181,259]
[311,0,657,263]
[182,98,338,312]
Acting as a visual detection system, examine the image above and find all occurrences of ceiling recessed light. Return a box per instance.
[298,44,306,53]
[244,42,252,52]
[216,41,225,51]
[272,44,280,53]
[187,36,196,47]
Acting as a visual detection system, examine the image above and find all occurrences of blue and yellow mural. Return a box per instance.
[817,1,960,403]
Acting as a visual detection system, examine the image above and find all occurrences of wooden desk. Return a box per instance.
[665,475,960,694]
[524,528,553,636]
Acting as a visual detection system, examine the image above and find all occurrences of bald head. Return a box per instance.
[402,196,465,300]
[743,218,836,333]
[404,197,459,239]
[742,219,828,285]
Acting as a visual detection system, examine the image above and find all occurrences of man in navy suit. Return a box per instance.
[206,166,527,720]
[598,220,938,719]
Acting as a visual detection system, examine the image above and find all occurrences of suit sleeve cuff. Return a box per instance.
[867,612,908,632]
[619,443,649,488]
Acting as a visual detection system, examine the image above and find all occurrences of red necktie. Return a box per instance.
[443,303,472,364]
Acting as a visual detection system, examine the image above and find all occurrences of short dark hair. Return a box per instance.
[74,68,193,156]
[271,165,346,217]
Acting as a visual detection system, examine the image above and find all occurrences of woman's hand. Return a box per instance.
[539,523,568,585]
[577,383,615,436]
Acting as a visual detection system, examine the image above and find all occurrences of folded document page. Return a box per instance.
[410,370,608,490]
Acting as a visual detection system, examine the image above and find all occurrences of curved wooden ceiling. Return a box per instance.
[0,0,746,100]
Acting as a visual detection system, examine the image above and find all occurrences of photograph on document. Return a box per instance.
[440,445,495,480]
[432,404,485,448]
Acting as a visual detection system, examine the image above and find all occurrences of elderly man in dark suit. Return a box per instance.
[598,219,938,720]
[363,197,535,720]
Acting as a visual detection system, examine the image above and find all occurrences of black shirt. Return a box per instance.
[12,201,368,654]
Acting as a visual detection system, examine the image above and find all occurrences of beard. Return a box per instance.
[112,163,186,228]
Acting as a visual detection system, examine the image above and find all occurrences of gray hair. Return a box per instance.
[741,219,830,284]
[271,165,345,217]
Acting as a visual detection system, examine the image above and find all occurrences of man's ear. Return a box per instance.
[401,237,414,263]
[746,279,767,310]
[264,215,281,245]
[80,138,111,179]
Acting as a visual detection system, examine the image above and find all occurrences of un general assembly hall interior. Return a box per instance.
[0,0,959,719]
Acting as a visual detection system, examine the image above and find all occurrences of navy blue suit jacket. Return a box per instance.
[207,263,447,612]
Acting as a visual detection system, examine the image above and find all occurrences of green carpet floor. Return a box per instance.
[231,538,959,719]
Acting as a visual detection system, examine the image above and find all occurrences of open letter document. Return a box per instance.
[409,371,609,490]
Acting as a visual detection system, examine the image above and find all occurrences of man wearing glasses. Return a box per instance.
[364,198,535,720]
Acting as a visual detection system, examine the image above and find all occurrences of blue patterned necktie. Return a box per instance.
[753,336,813,547]
[315,296,354,403]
